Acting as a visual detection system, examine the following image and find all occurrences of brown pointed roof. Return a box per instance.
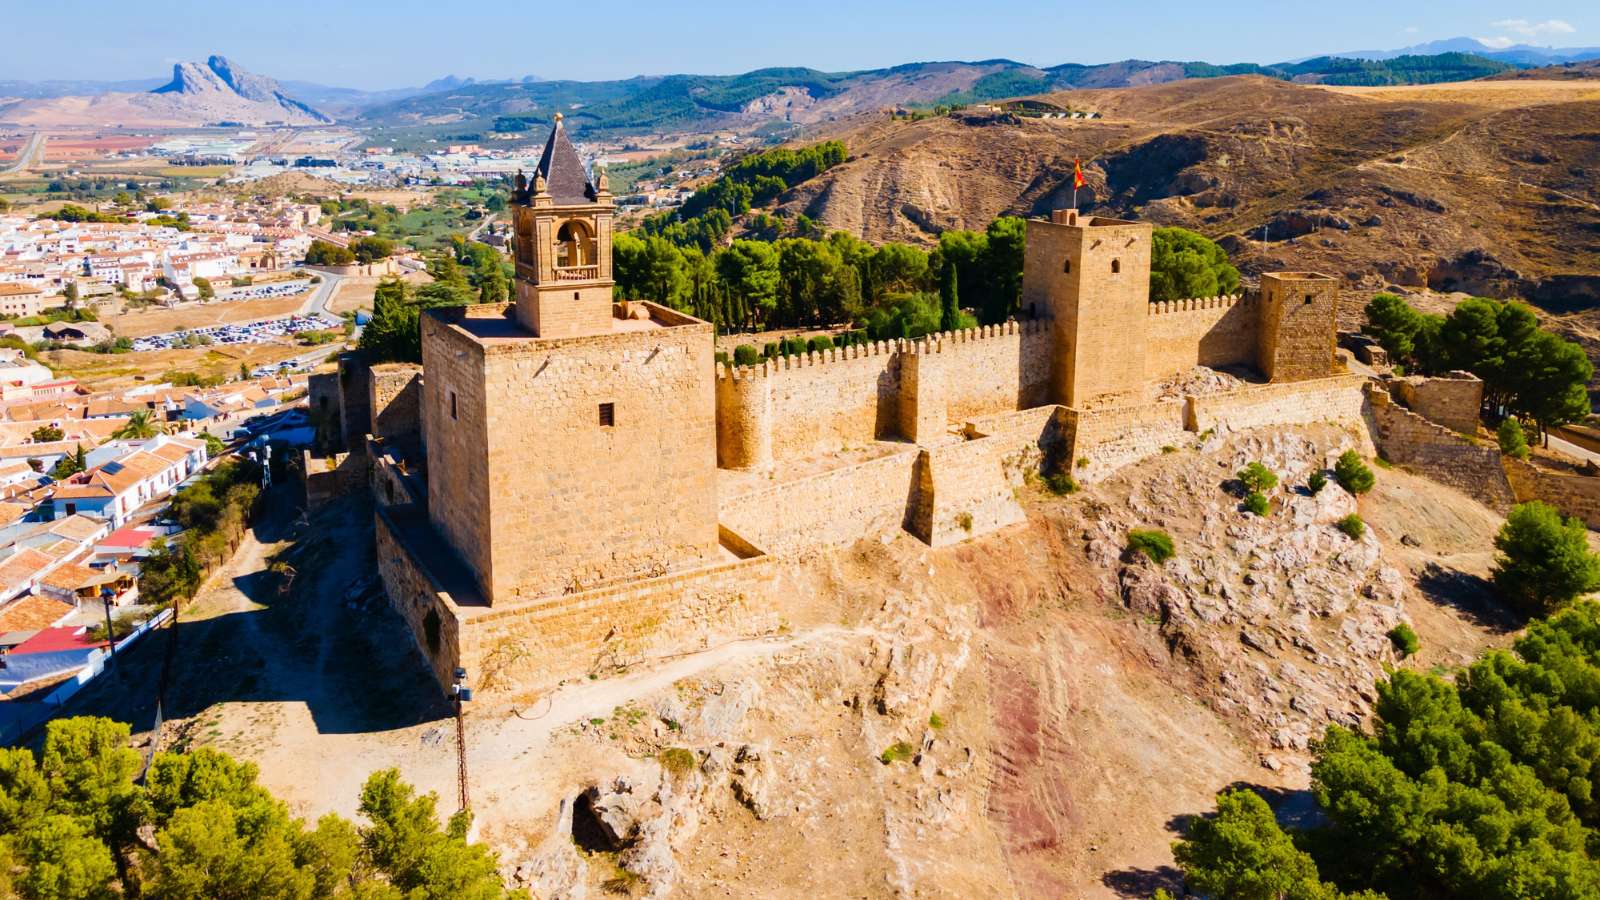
[535,116,594,205]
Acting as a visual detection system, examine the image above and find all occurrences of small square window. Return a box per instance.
[598,402,615,427]
[1304,294,1315,305]
[450,391,457,420]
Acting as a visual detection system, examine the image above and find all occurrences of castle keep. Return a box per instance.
[367,122,1356,694]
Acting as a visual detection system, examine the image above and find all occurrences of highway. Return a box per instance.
[0,132,46,176]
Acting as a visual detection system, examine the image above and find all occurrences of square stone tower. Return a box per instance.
[419,118,719,605]
[1021,209,1153,407]
[510,114,616,339]
[1257,272,1339,382]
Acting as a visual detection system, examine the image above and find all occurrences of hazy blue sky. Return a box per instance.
[2,0,1595,88]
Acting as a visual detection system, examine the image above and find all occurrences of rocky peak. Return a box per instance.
[151,55,332,123]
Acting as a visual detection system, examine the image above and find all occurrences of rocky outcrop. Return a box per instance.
[153,55,331,123]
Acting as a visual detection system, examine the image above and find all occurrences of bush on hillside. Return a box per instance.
[1244,491,1271,517]
[1126,529,1175,564]
[732,344,760,367]
[1334,450,1375,494]
[1387,622,1420,657]
[1308,471,1328,495]
[1237,461,1278,494]
[1497,417,1530,460]
[1337,513,1365,540]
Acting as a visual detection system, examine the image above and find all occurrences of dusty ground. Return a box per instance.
[55,424,1522,897]
[42,342,307,391]
[327,271,432,316]
[102,292,312,338]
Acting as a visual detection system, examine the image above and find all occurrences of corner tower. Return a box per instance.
[510,113,615,338]
[1021,209,1153,407]
[1257,272,1339,382]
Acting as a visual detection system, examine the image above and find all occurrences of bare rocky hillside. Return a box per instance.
[779,76,1600,307]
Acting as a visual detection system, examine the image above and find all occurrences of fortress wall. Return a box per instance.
[1065,401,1190,484]
[337,351,375,452]
[458,554,780,693]
[1187,374,1369,434]
[1142,295,1258,380]
[1368,386,1515,511]
[376,508,463,691]
[718,449,920,555]
[1503,457,1600,529]
[909,408,1061,546]
[308,369,341,450]
[1389,371,1482,436]
[369,363,423,445]
[714,322,1047,465]
[717,342,903,463]
[419,314,494,600]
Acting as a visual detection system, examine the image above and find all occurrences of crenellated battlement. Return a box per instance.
[1146,293,1250,316]
[714,318,1044,381]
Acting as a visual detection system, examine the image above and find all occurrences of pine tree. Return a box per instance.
[939,260,960,332]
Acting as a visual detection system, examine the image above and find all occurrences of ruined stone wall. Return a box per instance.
[907,407,1060,546]
[1389,371,1481,436]
[479,308,719,603]
[336,351,374,452]
[308,370,341,451]
[369,363,423,445]
[375,508,463,691]
[419,311,494,599]
[718,449,920,554]
[1368,386,1514,511]
[1503,457,1600,529]
[1064,401,1190,484]
[1143,295,1258,380]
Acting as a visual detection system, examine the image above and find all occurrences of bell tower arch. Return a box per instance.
[510,113,615,338]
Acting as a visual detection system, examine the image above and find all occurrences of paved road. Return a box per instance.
[0,132,46,176]
[1547,432,1600,465]
[299,271,343,317]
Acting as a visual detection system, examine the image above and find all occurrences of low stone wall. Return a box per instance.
[1187,374,1368,435]
[460,554,781,692]
[368,439,424,509]
[1064,401,1190,484]
[302,450,366,509]
[1389,370,1481,435]
[718,449,920,554]
[1503,457,1600,529]
[308,370,341,451]
[336,351,374,452]
[375,507,464,691]
[1368,386,1515,511]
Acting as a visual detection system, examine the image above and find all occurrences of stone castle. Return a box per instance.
[342,121,1369,694]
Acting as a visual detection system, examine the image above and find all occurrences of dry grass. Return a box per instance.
[103,293,310,338]
[1317,79,1600,107]
[43,343,307,391]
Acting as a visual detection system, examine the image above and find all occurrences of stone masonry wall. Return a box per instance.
[308,370,341,451]
[1064,400,1190,484]
[1188,374,1369,435]
[376,508,463,691]
[419,311,494,599]
[369,363,423,445]
[1389,371,1482,436]
[1143,295,1259,380]
[1367,385,1515,511]
[908,407,1060,546]
[1503,457,1600,529]
[337,351,375,452]
[718,449,920,554]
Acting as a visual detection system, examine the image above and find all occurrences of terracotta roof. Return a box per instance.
[91,451,170,495]
[47,514,105,542]
[0,284,42,297]
[38,562,121,592]
[149,443,193,464]
[0,503,28,527]
[535,119,595,205]
[0,595,74,632]
[0,548,60,593]
[52,482,113,500]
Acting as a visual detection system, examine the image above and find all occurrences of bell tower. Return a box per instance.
[510,113,615,338]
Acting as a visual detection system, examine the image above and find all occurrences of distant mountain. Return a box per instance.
[358,54,1521,137]
[0,55,330,127]
[0,77,164,99]
[1317,37,1600,66]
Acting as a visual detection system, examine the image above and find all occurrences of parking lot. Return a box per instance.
[213,279,313,302]
[131,313,341,351]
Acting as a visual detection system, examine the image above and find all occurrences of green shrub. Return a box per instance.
[1334,450,1375,494]
[1497,418,1530,460]
[780,336,808,357]
[928,712,946,729]
[1387,622,1420,658]
[1161,445,1178,454]
[732,344,760,366]
[809,334,834,351]
[1126,529,1175,563]
[1044,472,1077,495]
[1244,491,1271,516]
[880,741,915,764]
[1237,461,1278,494]
[713,350,729,365]
[955,511,973,532]
[1492,500,1600,616]
[762,341,779,359]
[657,747,697,776]
[1336,513,1365,540]
[1308,471,1328,494]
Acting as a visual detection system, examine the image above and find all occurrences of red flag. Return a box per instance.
[1073,158,1086,190]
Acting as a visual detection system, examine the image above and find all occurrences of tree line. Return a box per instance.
[1364,293,1592,439]
[0,716,505,898]
[358,244,509,364]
